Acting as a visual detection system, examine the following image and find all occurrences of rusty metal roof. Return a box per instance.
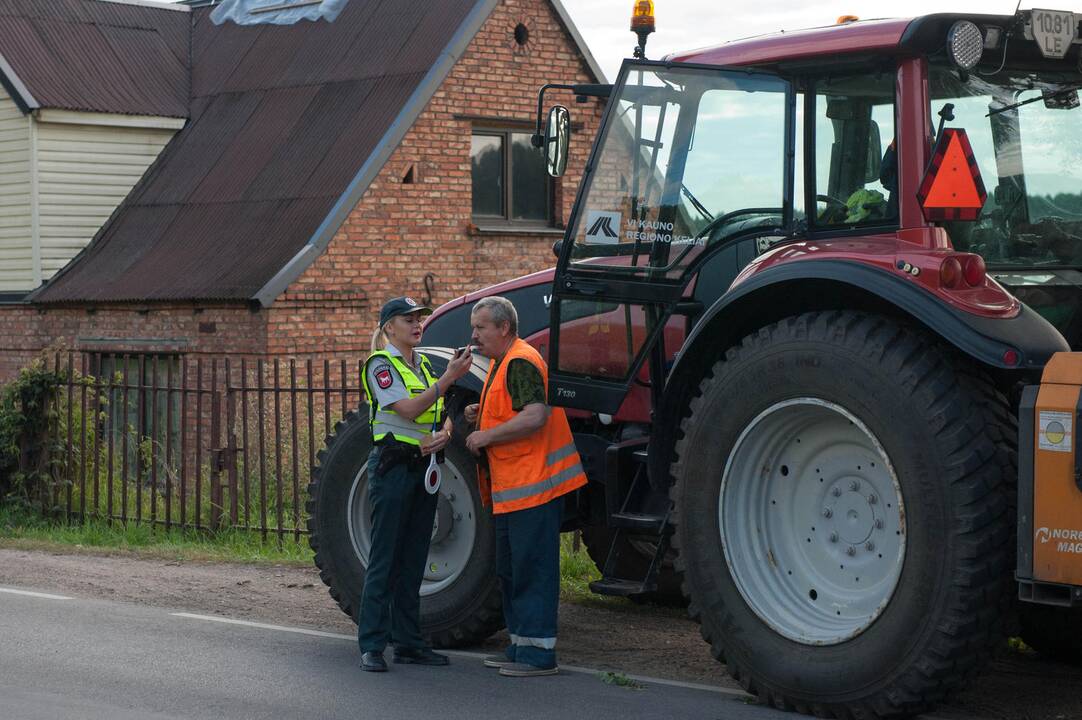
[31,0,494,304]
[0,0,190,116]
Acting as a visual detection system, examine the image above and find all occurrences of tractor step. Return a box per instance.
[609,511,668,532]
[589,577,657,596]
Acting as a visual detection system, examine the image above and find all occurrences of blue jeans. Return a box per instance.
[494,496,562,669]
[357,446,437,653]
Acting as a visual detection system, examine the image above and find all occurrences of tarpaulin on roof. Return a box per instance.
[210,0,348,26]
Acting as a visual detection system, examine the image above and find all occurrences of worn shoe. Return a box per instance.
[483,655,516,669]
[498,662,558,677]
[360,651,387,672]
[393,647,450,666]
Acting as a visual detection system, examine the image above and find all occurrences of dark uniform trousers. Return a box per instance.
[357,444,438,654]
[494,495,562,669]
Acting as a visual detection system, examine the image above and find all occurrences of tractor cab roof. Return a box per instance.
[666,14,1015,68]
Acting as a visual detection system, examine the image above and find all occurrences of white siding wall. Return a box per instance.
[36,119,176,280]
[0,91,32,292]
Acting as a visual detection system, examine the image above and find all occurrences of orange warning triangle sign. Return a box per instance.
[922,132,983,209]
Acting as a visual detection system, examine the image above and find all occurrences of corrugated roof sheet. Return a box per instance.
[0,0,190,116]
[32,0,485,304]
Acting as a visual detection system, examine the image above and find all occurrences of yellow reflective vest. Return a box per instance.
[362,350,442,446]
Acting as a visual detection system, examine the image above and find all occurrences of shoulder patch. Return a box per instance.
[374,365,394,389]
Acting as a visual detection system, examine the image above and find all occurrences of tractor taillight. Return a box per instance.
[940,257,963,289]
[962,254,986,287]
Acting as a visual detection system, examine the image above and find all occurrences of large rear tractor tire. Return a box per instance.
[1019,604,1082,663]
[306,409,504,647]
[671,312,1013,718]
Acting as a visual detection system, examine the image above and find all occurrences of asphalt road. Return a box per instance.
[0,584,793,720]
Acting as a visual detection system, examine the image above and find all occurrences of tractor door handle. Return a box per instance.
[562,278,608,295]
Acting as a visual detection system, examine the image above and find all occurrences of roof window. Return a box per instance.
[210,0,347,26]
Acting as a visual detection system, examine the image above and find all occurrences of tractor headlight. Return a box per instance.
[948,21,984,70]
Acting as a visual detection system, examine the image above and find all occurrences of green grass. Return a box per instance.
[1007,636,1035,655]
[0,506,312,565]
[599,671,646,690]
[559,532,602,601]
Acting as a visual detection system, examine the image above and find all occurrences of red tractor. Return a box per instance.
[309,8,1082,718]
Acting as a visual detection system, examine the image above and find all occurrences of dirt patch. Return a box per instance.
[0,547,1078,719]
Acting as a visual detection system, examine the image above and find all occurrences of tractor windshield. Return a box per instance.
[565,62,790,279]
[931,63,1082,268]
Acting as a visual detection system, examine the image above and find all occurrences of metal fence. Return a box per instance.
[38,351,367,542]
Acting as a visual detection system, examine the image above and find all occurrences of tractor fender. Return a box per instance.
[650,259,1067,487]
[417,346,487,394]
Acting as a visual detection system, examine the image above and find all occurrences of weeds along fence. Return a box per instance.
[36,352,368,543]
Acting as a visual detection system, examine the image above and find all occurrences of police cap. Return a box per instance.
[379,296,432,327]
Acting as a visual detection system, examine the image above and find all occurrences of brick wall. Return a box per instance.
[0,304,267,380]
[266,0,604,354]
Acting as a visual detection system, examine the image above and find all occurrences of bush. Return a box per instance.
[0,362,66,510]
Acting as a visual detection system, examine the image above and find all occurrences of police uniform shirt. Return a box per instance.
[366,344,431,411]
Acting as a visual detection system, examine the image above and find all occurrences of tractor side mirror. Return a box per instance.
[545,105,571,178]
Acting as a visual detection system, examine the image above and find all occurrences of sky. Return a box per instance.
[165,1,1082,82]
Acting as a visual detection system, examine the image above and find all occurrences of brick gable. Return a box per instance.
[267,0,603,355]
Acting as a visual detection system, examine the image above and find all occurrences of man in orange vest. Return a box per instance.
[464,296,587,677]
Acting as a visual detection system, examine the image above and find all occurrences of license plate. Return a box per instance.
[1031,8,1076,59]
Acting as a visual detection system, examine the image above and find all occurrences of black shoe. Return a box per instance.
[393,647,450,666]
[360,651,388,672]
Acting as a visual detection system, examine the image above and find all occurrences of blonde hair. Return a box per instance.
[370,323,388,354]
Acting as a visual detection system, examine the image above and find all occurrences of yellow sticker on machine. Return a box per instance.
[1039,410,1073,452]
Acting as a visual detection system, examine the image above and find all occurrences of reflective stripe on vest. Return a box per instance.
[491,442,585,505]
[478,338,587,513]
[361,350,442,446]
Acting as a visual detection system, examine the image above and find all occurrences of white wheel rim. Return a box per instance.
[347,458,478,595]
[720,398,906,645]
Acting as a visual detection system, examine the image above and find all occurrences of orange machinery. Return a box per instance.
[1018,352,1082,605]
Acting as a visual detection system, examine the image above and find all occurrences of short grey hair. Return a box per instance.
[472,296,518,335]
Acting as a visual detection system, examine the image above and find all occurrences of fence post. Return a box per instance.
[225,358,239,527]
[209,359,223,532]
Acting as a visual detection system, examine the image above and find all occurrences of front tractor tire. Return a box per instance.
[306,409,504,647]
[671,312,1013,718]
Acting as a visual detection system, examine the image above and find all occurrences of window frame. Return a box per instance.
[804,70,901,237]
[470,126,554,229]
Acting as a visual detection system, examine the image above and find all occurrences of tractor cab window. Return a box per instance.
[565,63,790,280]
[930,64,1082,267]
[811,73,897,229]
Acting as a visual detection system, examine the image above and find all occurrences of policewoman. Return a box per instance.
[357,296,472,672]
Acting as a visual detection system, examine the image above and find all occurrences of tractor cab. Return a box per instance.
[541,12,1082,415]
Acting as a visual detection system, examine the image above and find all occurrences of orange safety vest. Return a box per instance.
[477,338,587,514]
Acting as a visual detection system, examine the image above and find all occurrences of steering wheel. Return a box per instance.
[695,207,784,241]
[816,194,848,210]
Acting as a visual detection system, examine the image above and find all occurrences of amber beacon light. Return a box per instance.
[631,0,655,32]
[631,0,655,57]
